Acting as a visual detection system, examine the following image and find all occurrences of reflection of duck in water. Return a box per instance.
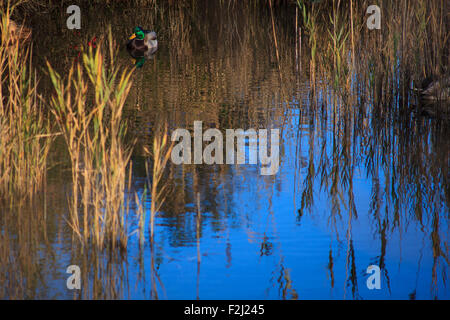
[126,26,158,68]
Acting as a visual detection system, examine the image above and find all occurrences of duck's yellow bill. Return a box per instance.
[129,33,136,40]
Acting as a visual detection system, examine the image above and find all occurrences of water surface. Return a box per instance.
[1,2,448,300]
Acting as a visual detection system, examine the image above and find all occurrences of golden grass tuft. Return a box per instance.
[47,34,135,249]
[0,3,53,201]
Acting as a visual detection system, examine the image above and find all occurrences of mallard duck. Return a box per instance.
[126,26,158,55]
[413,75,450,118]
[415,75,450,101]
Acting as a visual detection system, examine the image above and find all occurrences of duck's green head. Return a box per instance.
[129,26,145,40]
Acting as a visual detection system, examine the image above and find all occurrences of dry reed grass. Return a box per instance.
[0,3,53,201]
[47,32,135,249]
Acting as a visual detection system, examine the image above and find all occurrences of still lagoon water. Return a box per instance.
[0,1,448,299]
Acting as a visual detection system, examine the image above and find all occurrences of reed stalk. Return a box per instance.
[0,3,53,201]
[47,35,135,249]
[147,123,174,242]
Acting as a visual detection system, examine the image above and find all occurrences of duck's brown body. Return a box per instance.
[418,76,450,101]
[126,31,157,54]
[127,38,148,51]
